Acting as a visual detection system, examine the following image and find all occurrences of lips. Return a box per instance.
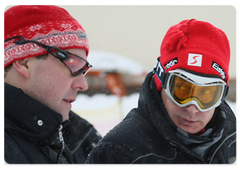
[63,98,75,104]
[63,99,74,103]
[179,117,198,126]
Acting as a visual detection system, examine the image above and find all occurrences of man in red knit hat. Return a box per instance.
[86,19,236,164]
[4,5,101,163]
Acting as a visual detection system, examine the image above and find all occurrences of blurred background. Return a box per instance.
[5,5,236,136]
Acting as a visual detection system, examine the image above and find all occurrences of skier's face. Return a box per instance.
[25,48,89,122]
[161,89,215,134]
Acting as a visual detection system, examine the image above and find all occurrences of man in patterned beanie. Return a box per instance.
[4,5,101,164]
[86,19,236,164]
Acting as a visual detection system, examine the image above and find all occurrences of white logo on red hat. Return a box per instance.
[164,57,178,70]
[212,61,226,79]
[187,53,202,67]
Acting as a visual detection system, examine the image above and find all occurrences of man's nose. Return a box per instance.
[72,74,89,91]
[184,104,200,116]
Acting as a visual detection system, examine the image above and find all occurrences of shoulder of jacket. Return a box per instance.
[90,108,160,155]
[4,132,30,163]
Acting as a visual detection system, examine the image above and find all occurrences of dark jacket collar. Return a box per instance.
[137,72,182,142]
[4,83,63,144]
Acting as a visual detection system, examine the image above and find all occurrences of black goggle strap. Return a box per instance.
[5,36,70,61]
[222,85,229,101]
[5,36,92,76]
[5,35,45,48]
[5,35,91,66]
[5,35,24,43]
[153,57,169,88]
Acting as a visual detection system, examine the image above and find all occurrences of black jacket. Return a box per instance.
[4,83,101,164]
[86,72,236,164]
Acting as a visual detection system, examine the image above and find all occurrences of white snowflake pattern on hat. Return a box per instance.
[61,23,73,29]
[29,24,43,32]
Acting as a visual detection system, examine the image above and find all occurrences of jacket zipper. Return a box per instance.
[56,125,65,163]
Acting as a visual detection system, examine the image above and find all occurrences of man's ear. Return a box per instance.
[12,58,31,78]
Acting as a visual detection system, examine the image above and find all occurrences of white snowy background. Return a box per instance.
[72,51,236,136]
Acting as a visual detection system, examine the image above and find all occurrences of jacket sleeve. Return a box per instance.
[86,143,131,164]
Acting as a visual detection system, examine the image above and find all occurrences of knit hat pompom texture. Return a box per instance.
[4,5,89,67]
[154,19,230,91]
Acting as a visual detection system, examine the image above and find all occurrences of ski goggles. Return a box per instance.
[163,69,228,112]
[5,36,92,76]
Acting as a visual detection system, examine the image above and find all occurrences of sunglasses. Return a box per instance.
[164,69,228,112]
[5,36,92,76]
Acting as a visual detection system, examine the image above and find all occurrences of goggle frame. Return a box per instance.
[164,69,228,112]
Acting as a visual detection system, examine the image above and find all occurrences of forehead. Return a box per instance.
[64,48,87,60]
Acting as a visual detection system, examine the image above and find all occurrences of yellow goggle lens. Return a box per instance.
[170,76,223,109]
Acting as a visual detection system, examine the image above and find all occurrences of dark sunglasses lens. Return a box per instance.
[73,64,91,76]
[63,53,90,76]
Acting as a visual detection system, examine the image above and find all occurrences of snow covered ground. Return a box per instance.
[72,93,140,136]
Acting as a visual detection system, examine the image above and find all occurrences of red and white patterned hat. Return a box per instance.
[4,5,89,67]
[154,19,231,91]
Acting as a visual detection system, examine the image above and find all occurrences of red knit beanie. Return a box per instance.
[154,19,230,91]
[4,5,89,67]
